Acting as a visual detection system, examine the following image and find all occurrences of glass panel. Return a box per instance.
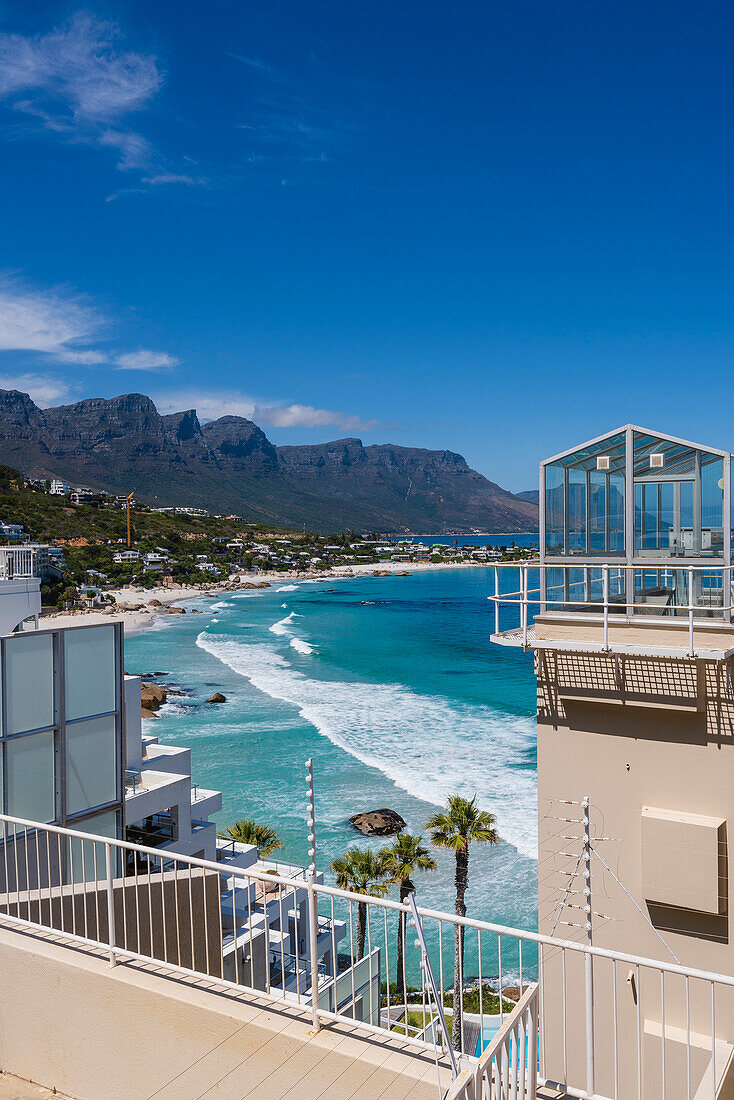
[4,632,54,735]
[702,459,724,556]
[588,472,606,553]
[66,716,119,816]
[544,432,626,557]
[64,626,116,721]
[633,432,723,558]
[6,731,55,823]
[545,465,564,555]
[567,469,587,553]
[68,810,119,883]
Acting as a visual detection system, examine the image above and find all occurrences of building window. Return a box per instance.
[66,716,119,816]
[64,625,116,721]
[6,730,55,824]
[4,632,54,735]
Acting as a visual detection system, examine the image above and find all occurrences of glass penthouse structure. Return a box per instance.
[540,425,732,617]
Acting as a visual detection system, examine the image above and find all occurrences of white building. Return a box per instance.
[112,549,141,564]
[0,554,346,1012]
[49,479,69,495]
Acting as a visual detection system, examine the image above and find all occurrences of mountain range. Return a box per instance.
[0,390,538,534]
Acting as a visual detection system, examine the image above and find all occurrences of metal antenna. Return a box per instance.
[305,758,316,875]
[582,795,595,1097]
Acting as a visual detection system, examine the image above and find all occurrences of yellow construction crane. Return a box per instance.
[126,491,135,547]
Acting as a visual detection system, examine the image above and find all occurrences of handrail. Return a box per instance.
[472,983,538,1099]
[490,561,734,654]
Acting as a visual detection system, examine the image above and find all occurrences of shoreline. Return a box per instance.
[39,557,515,637]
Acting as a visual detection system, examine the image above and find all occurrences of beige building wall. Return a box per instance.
[536,646,734,1097]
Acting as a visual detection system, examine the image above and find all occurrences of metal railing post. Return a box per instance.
[522,566,529,646]
[105,841,117,967]
[307,875,321,1031]
[494,565,500,636]
[688,566,695,657]
[603,564,610,651]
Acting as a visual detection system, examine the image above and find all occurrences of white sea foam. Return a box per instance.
[269,612,297,636]
[210,601,226,611]
[196,632,538,859]
[290,637,315,655]
[276,584,299,592]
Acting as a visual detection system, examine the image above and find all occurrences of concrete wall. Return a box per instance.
[0,867,222,976]
[536,648,734,1097]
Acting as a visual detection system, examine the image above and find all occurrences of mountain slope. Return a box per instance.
[0,390,538,533]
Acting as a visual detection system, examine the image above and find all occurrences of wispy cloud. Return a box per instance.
[229,50,353,174]
[0,277,104,357]
[0,372,77,407]
[115,350,178,373]
[153,390,378,433]
[0,12,204,195]
[0,12,161,170]
[0,276,179,373]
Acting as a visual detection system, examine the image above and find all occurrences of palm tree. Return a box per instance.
[381,833,436,998]
[221,818,283,858]
[426,795,498,1053]
[330,847,389,960]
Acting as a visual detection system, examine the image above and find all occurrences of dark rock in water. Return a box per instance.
[141,682,167,716]
[349,809,406,836]
[207,692,227,704]
[191,608,203,613]
[169,606,186,614]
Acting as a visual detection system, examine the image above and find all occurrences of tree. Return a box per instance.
[381,833,436,998]
[330,847,389,960]
[426,796,499,1053]
[221,818,283,857]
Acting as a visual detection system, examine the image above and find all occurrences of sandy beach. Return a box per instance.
[39,558,499,636]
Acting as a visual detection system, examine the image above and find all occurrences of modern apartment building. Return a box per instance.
[492,425,734,1097]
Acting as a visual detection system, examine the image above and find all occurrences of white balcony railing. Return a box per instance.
[489,562,734,656]
[0,547,37,580]
[0,810,733,1098]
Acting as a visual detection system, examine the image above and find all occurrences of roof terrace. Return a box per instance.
[492,425,734,656]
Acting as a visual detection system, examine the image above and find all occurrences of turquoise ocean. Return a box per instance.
[125,555,538,949]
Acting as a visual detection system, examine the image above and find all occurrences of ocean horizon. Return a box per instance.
[125,562,539,938]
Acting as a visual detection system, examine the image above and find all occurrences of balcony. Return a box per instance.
[489,562,734,659]
[190,784,222,818]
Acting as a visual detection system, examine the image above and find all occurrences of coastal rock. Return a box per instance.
[169,606,186,614]
[395,571,412,576]
[191,608,203,613]
[147,599,163,607]
[141,683,167,716]
[349,809,406,837]
[207,692,227,703]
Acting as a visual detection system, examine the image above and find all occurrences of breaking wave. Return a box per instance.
[196,631,537,858]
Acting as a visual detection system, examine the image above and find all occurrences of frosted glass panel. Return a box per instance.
[66,716,118,815]
[4,633,54,735]
[64,626,116,721]
[69,810,118,882]
[6,731,55,823]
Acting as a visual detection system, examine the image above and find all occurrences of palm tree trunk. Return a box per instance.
[357,900,367,960]
[452,849,468,1054]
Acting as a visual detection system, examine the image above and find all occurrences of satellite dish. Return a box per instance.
[719,477,725,490]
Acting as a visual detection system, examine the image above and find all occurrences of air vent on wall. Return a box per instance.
[650,453,665,469]
[596,455,611,471]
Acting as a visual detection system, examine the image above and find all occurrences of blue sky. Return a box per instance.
[0,2,733,491]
